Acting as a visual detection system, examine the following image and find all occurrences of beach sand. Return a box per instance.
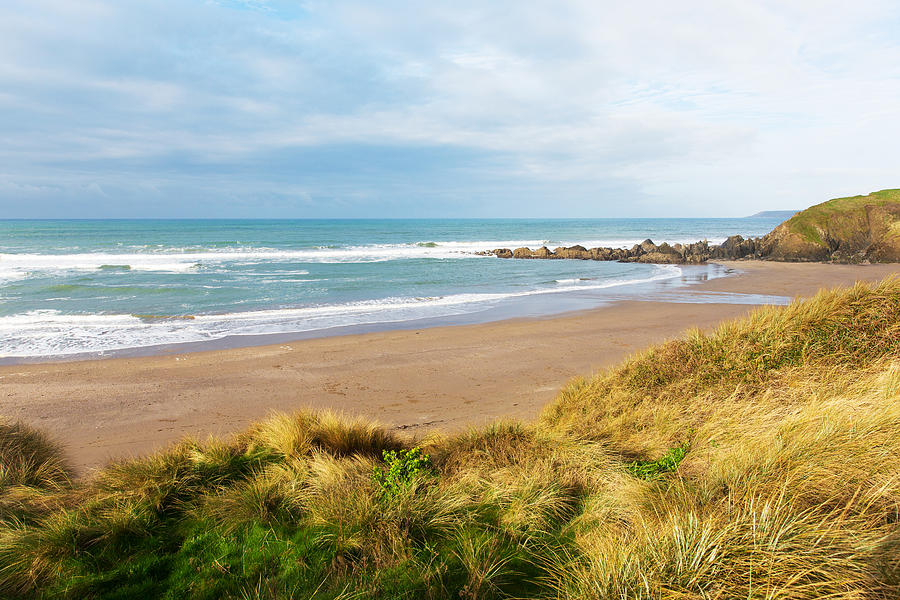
[3,260,898,474]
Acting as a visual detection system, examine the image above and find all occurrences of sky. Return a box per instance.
[1,1,899,218]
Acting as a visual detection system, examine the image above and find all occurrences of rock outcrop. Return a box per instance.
[483,239,719,264]
[482,234,775,265]
[709,235,765,260]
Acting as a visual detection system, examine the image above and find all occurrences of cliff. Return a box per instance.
[761,189,900,262]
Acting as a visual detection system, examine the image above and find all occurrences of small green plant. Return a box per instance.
[373,446,433,497]
[625,443,689,480]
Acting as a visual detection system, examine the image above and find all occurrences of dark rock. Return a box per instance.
[554,245,590,259]
[479,232,748,265]
[656,242,679,255]
[709,234,766,260]
[636,251,684,264]
[590,247,611,260]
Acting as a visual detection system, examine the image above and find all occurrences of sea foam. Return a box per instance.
[0,237,723,281]
[0,265,682,357]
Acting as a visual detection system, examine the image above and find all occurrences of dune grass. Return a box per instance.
[2,278,900,598]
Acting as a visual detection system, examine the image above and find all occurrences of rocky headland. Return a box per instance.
[480,188,900,264]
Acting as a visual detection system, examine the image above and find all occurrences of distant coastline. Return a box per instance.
[746,210,799,219]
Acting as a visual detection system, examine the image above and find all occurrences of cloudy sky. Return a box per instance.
[1,1,898,218]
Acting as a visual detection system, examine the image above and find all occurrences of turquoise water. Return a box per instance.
[0,218,784,359]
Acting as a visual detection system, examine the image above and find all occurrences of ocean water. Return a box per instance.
[0,218,786,360]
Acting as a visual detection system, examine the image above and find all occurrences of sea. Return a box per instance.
[0,218,790,362]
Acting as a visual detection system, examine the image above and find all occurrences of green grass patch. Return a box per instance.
[624,443,689,480]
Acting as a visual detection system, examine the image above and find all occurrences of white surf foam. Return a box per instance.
[0,236,724,281]
[0,265,682,357]
[0,244,490,280]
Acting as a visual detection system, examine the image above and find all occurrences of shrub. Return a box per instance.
[372,447,433,498]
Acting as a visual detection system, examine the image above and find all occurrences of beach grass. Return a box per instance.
[2,278,900,598]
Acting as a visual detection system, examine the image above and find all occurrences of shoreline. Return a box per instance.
[0,262,725,365]
[3,260,899,474]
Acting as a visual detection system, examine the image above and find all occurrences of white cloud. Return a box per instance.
[0,0,898,216]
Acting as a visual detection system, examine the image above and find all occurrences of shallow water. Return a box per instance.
[0,218,786,360]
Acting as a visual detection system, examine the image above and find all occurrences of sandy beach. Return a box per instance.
[2,260,898,474]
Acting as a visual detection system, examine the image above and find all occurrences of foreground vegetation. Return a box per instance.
[2,278,900,599]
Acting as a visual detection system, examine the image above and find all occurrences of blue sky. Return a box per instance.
[1,0,899,218]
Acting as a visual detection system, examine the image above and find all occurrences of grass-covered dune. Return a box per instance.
[764,188,900,262]
[2,278,900,599]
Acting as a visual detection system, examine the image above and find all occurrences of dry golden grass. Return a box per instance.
[534,279,900,599]
[545,358,900,598]
[239,411,403,460]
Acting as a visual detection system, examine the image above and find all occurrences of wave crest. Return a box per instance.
[0,265,682,357]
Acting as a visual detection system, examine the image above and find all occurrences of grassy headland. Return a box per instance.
[2,278,900,599]
[765,189,900,261]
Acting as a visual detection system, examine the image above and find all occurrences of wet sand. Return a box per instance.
[2,260,898,473]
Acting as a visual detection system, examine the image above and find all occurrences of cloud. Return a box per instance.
[0,0,898,217]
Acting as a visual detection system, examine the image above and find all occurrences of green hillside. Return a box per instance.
[765,189,900,261]
[2,278,900,599]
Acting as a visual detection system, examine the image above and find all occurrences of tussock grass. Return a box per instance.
[0,421,71,493]
[0,421,72,528]
[240,411,403,460]
[2,278,900,598]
